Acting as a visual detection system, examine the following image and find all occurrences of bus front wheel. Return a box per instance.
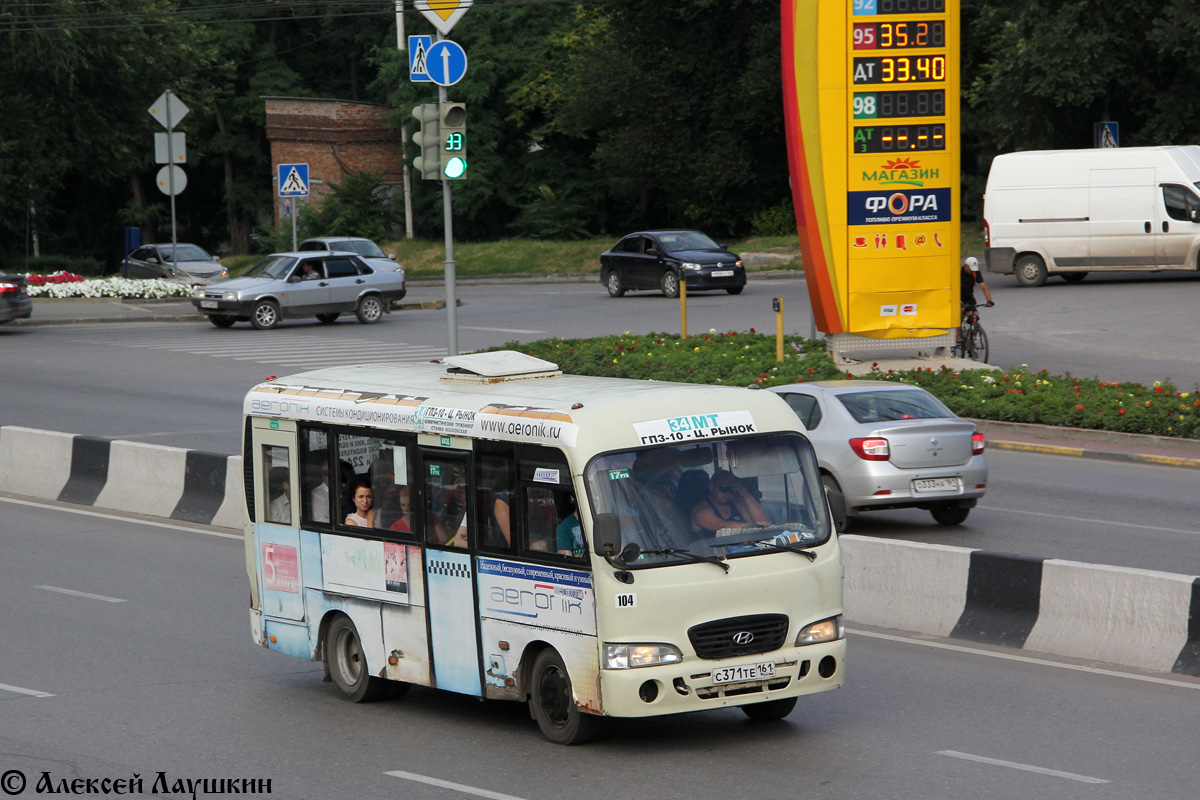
[741,696,798,721]
[529,649,598,745]
[324,615,388,703]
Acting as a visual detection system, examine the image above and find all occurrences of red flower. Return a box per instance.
[808,368,814,374]
[749,328,756,333]
[1118,409,1126,415]
[1155,387,1164,394]
[1076,404,1084,410]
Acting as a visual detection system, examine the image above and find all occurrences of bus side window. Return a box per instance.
[262,444,292,525]
[524,487,560,553]
[423,456,465,547]
[477,451,515,551]
[300,427,331,526]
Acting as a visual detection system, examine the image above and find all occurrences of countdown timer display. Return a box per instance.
[853,20,945,49]
[853,55,946,84]
[853,90,945,119]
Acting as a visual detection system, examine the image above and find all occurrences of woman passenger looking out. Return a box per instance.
[344,477,375,527]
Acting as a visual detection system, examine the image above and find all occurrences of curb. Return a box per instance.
[13,298,459,326]
[987,439,1200,470]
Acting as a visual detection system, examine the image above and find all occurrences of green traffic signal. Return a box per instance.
[439,102,467,180]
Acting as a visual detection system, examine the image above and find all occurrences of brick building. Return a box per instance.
[263,97,406,228]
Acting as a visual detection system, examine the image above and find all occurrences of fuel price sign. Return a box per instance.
[782,0,959,339]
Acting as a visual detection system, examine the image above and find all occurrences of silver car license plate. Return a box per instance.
[913,477,962,493]
[711,270,734,277]
[200,300,218,309]
[712,662,776,684]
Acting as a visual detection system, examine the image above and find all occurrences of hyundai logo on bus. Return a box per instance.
[732,631,755,645]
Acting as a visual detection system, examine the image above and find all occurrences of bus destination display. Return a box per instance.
[853,90,944,119]
[853,55,946,84]
[853,123,946,153]
[853,0,945,15]
[853,20,945,49]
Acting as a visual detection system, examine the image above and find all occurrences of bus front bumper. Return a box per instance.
[595,639,846,718]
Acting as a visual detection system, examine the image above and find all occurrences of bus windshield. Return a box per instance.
[584,433,831,567]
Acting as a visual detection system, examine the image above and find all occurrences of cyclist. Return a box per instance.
[961,256,994,313]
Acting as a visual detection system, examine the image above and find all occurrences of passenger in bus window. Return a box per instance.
[338,459,356,519]
[477,458,513,548]
[690,469,770,536]
[310,460,330,523]
[371,456,403,528]
[267,466,291,524]
[344,477,375,527]
[388,486,413,533]
[555,495,585,558]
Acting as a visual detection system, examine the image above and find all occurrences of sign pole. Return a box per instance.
[439,52,459,357]
[291,198,298,251]
[166,90,179,269]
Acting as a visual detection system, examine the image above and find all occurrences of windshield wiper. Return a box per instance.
[712,534,818,561]
[638,547,730,573]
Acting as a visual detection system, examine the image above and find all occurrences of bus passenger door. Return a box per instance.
[419,448,482,696]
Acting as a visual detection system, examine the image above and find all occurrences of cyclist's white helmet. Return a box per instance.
[964,256,980,272]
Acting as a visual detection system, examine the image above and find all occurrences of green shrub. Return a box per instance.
[750,200,797,238]
[486,333,1200,440]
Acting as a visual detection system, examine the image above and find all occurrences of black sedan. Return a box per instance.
[0,273,32,325]
[599,230,746,298]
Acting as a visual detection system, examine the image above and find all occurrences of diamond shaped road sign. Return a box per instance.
[414,0,472,36]
[148,91,189,129]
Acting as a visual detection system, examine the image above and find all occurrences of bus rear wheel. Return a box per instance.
[741,696,797,721]
[529,649,598,745]
[324,616,388,703]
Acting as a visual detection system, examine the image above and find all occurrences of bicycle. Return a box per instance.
[954,302,991,362]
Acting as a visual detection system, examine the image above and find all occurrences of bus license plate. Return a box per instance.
[712,662,776,684]
[200,300,218,309]
[913,477,961,493]
[711,270,734,277]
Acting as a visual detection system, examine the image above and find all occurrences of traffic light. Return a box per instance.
[439,102,467,180]
[411,103,441,181]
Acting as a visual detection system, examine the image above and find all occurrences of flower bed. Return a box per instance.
[501,332,1200,440]
[22,272,192,299]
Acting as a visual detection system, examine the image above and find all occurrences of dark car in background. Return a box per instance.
[125,243,227,284]
[600,230,746,298]
[191,251,407,330]
[0,273,32,325]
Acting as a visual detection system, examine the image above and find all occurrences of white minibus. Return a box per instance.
[242,351,845,744]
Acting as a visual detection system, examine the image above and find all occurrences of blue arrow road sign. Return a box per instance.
[278,163,309,197]
[425,40,468,87]
[408,35,433,83]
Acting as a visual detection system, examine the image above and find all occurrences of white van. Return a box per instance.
[983,146,1200,286]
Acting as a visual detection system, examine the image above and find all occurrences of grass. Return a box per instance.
[223,223,986,279]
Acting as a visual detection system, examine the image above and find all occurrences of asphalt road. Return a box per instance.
[2,497,1197,800]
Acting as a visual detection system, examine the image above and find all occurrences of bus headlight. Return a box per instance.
[603,643,683,669]
[795,615,843,645]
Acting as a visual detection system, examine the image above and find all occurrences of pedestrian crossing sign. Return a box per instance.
[278,163,310,197]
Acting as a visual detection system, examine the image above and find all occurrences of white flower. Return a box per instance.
[25,277,192,299]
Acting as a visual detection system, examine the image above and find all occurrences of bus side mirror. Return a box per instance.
[593,513,621,556]
[825,487,847,534]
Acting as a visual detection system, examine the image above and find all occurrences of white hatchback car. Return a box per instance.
[768,380,987,528]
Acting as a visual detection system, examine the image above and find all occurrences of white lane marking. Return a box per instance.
[936,750,1109,784]
[385,770,528,800]
[0,682,54,698]
[976,504,1200,535]
[0,497,242,540]
[36,585,127,603]
[460,326,545,334]
[850,629,1200,691]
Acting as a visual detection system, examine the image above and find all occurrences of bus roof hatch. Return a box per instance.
[442,350,561,381]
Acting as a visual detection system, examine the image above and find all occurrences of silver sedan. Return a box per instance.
[190,251,407,330]
[768,380,987,528]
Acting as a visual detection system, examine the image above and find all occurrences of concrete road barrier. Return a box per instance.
[842,534,1200,677]
[3,425,1197,677]
[0,425,242,528]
